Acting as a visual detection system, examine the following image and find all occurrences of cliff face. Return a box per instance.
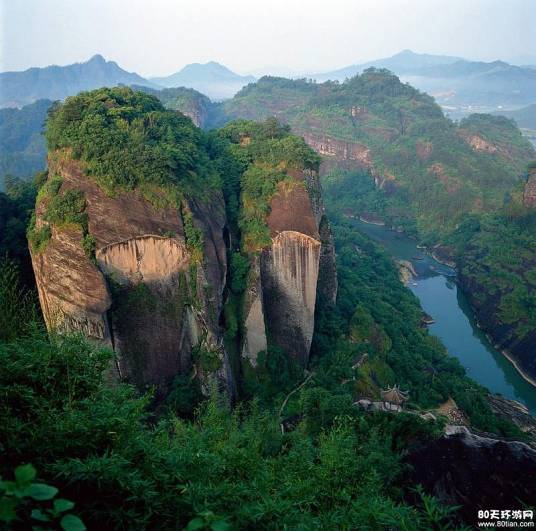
[32,94,336,397]
[523,167,536,208]
[242,169,336,368]
[458,269,536,385]
[406,425,536,526]
[31,154,231,395]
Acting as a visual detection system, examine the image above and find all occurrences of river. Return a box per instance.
[352,218,536,414]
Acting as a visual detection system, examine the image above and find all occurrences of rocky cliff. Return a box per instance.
[31,153,230,395]
[406,425,536,525]
[29,88,233,396]
[458,265,536,385]
[256,176,323,366]
[242,172,337,369]
[216,120,337,372]
[29,91,336,398]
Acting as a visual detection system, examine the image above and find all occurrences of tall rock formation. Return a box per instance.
[31,153,230,395]
[29,91,336,398]
[523,165,536,208]
[230,122,337,370]
[29,88,232,396]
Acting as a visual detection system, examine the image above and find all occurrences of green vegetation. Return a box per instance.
[0,99,50,190]
[133,85,212,127]
[192,340,223,373]
[214,118,320,252]
[0,175,38,286]
[312,214,521,435]
[0,260,459,529]
[181,205,204,264]
[26,216,52,254]
[44,189,87,229]
[27,172,91,256]
[81,234,96,262]
[214,70,534,240]
[1,84,530,528]
[0,464,85,530]
[45,87,219,204]
[444,211,536,344]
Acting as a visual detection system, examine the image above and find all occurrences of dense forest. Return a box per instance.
[2,88,531,530]
[0,100,50,190]
[213,70,534,238]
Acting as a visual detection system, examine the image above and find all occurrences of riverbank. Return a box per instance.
[351,217,536,414]
[347,214,536,392]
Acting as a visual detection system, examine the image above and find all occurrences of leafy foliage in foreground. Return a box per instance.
[0,244,477,529]
[0,464,85,530]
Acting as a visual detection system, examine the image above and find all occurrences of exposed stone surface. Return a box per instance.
[241,257,267,368]
[488,394,536,437]
[406,425,536,525]
[416,140,433,160]
[261,231,321,366]
[241,169,337,368]
[31,224,112,343]
[300,131,372,166]
[523,168,536,208]
[463,133,498,154]
[396,259,416,285]
[31,154,231,396]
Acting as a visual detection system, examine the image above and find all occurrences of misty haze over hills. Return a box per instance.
[150,61,256,100]
[2,48,536,177]
[313,50,536,116]
[2,50,536,115]
[0,54,156,108]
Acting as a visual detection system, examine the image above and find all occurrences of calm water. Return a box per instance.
[352,219,536,414]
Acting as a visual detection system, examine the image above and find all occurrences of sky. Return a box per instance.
[1,0,536,77]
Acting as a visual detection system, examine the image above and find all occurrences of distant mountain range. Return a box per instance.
[0,55,156,108]
[0,56,256,107]
[313,49,463,81]
[150,61,255,100]
[313,50,536,112]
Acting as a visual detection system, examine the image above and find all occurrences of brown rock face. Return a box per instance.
[462,133,498,154]
[31,155,231,395]
[523,168,536,208]
[242,169,337,368]
[32,224,112,342]
[300,131,397,193]
[300,132,372,165]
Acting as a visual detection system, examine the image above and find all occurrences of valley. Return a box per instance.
[353,218,536,414]
[2,46,536,529]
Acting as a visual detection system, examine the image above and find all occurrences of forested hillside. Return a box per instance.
[2,87,534,529]
[0,100,50,189]
[209,70,534,239]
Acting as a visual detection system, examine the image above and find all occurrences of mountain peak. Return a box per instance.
[86,54,107,64]
[397,49,417,56]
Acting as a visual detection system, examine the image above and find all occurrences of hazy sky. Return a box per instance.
[1,0,535,76]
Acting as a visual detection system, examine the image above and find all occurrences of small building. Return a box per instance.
[381,385,409,406]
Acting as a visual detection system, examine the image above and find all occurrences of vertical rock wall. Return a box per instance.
[31,155,231,396]
[241,170,337,368]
